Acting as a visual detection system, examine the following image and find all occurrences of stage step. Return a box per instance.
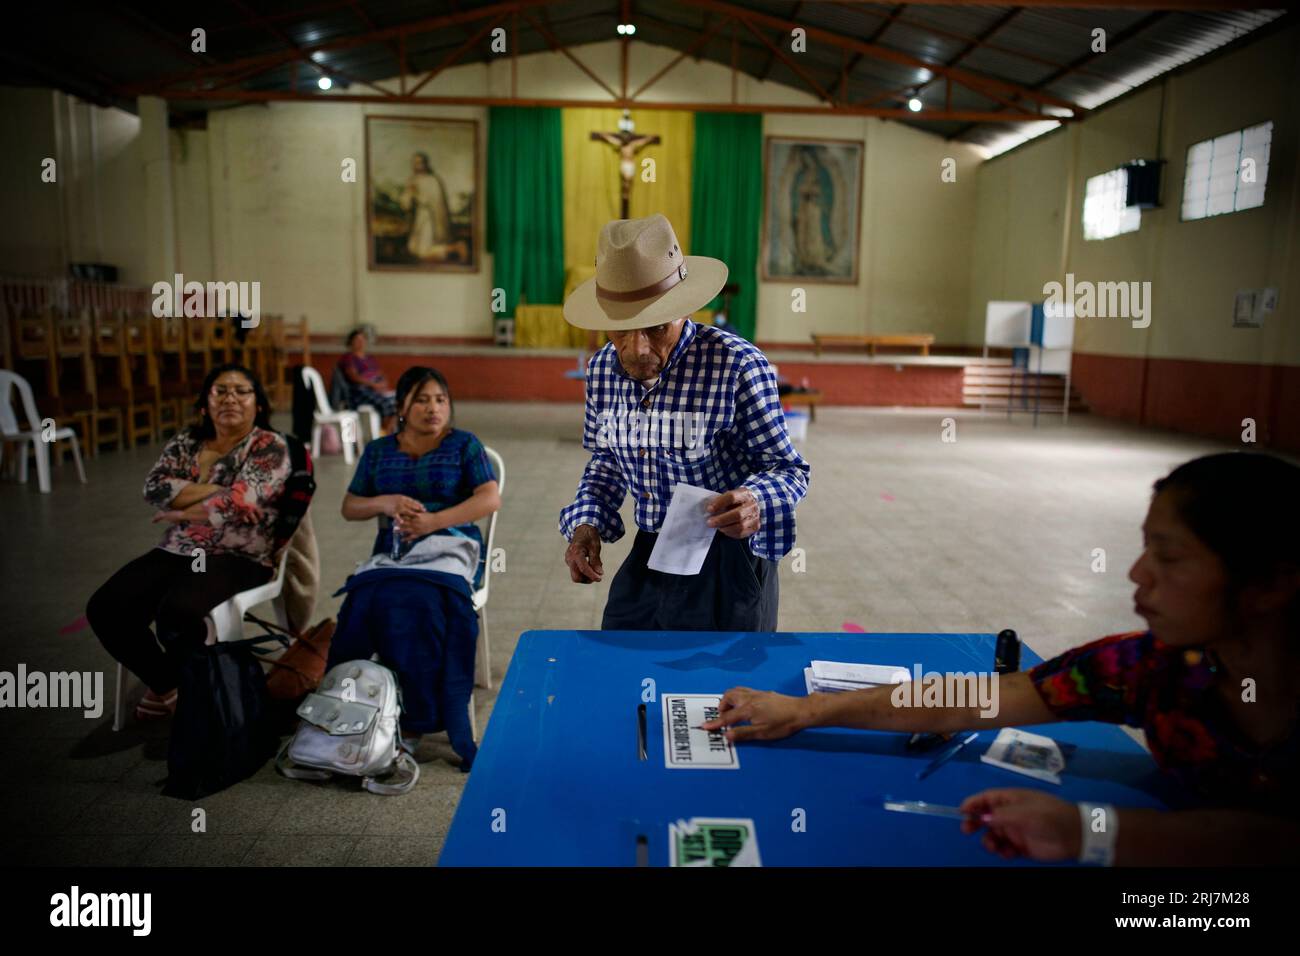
[962,363,1088,413]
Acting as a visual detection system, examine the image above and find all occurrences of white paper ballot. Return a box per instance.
[980,728,1067,784]
[647,482,719,576]
[811,661,912,686]
[662,694,739,769]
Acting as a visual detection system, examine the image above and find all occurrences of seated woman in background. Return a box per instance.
[87,364,291,721]
[336,366,501,769]
[338,328,397,433]
[703,452,1300,865]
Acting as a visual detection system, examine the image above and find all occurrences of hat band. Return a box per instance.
[595,262,688,303]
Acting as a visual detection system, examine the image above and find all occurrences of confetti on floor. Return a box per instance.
[59,615,89,635]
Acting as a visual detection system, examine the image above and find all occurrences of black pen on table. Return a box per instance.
[908,629,1020,751]
[916,731,979,780]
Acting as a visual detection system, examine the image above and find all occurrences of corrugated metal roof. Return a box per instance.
[0,1,1288,155]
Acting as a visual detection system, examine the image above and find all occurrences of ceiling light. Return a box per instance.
[318,76,332,90]
[618,23,636,36]
[907,97,922,112]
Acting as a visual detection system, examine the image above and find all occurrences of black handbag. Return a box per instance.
[162,637,284,800]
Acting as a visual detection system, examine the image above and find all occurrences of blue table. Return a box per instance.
[439,631,1171,866]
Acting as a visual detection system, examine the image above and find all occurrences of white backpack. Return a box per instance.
[276,659,418,795]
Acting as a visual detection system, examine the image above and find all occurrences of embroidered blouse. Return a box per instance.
[143,426,291,567]
[340,352,384,385]
[1031,631,1299,817]
[346,429,497,560]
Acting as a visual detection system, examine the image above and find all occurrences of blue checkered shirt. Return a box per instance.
[558,321,810,561]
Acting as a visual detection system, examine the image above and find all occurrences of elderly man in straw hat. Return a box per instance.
[558,214,810,631]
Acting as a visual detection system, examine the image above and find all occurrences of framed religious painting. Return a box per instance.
[761,136,863,284]
[366,115,478,272]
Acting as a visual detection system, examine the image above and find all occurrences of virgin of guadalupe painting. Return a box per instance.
[366,116,478,272]
[762,137,863,284]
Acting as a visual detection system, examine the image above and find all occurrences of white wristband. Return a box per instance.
[1077,802,1119,866]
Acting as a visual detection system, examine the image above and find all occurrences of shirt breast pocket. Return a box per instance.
[660,440,712,478]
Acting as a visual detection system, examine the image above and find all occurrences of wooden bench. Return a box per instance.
[782,389,823,422]
[811,333,935,357]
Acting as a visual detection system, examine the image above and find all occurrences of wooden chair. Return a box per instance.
[92,309,155,447]
[57,311,121,455]
[0,304,12,372]
[10,312,58,400]
[271,314,310,409]
[183,313,212,381]
[124,312,162,444]
[237,312,272,391]
[209,314,235,367]
[152,314,191,436]
[6,310,85,454]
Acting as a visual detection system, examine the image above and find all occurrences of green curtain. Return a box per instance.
[689,113,763,341]
[487,107,565,317]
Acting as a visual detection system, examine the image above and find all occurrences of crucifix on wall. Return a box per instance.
[590,110,660,219]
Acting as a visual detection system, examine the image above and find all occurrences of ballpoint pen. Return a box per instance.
[916,731,979,780]
[881,799,992,823]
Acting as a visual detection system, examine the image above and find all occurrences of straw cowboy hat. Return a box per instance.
[563,214,729,332]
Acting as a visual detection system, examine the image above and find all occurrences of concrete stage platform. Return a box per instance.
[309,342,981,407]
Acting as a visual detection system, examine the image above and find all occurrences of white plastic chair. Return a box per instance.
[0,369,86,493]
[464,446,505,743]
[111,548,291,731]
[301,366,361,465]
[356,404,383,443]
[473,447,505,692]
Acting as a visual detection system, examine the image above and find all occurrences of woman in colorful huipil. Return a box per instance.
[704,453,1300,865]
[336,366,500,770]
[337,328,397,433]
[87,364,291,721]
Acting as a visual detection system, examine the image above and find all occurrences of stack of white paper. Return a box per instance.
[803,660,912,695]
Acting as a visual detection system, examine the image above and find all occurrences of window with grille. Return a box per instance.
[1181,121,1272,221]
[1082,168,1141,240]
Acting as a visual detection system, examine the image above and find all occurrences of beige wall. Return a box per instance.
[0,88,150,284]
[0,87,63,277]
[202,97,488,340]
[759,112,982,344]
[11,23,1294,359]
[193,40,983,343]
[3,39,983,345]
[971,21,1300,366]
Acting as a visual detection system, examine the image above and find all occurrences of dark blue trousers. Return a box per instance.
[330,571,478,770]
[601,530,779,632]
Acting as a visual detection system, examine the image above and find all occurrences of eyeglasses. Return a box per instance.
[211,386,255,399]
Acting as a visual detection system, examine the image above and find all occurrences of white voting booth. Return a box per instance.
[981,300,1076,424]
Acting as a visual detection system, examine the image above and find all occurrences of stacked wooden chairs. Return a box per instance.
[4,304,310,465]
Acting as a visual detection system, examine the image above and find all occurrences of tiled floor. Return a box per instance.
[0,401,1252,865]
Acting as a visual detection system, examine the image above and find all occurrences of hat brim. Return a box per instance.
[562,256,729,331]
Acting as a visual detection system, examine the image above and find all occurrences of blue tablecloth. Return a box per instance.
[439,630,1172,866]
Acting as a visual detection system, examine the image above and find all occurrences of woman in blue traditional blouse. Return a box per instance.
[337,366,501,764]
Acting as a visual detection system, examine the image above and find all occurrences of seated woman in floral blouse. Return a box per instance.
[338,328,397,433]
[86,363,291,721]
[702,452,1300,866]
[337,366,500,766]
